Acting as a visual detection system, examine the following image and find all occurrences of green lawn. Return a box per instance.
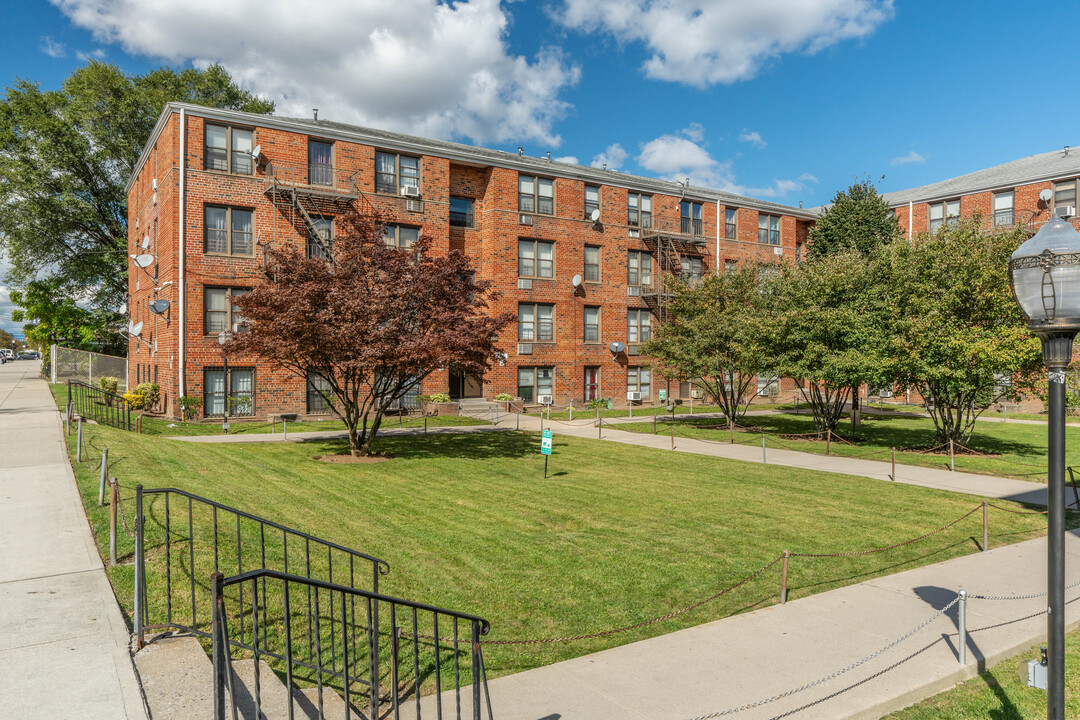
[617,412,1077,482]
[885,633,1080,719]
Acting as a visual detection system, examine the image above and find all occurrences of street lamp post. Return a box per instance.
[1008,211,1080,720]
[217,330,232,434]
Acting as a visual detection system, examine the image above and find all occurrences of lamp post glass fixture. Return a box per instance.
[1008,210,1080,720]
[217,330,232,433]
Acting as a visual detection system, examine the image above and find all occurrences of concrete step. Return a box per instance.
[295,686,356,720]
[135,634,214,720]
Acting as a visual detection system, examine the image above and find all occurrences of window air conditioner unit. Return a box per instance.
[627,286,641,297]
[878,389,894,398]
[519,214,533,225]
[538,395,553,405]
[690,389,703,399]
[627,391,641,402]
[400,185,421,198]
[628,229,640,238]
[406,199,424,213]
[517,343,533,355]
[517,278,533,290]
[626,344,640,356]
[1055,205,1076,220]
[773,246,784,256]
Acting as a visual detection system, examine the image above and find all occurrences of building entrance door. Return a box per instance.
[584,367,599,402]
[449,370,484,399]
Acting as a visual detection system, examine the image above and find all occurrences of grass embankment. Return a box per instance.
[885,634,1080,718]
[618,412,1080,482]
[60,403,1060,685]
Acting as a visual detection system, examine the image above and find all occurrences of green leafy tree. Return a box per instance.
[758,251,883,434]
[807,178,902,261]
[10,278,123,354]
[875,218,1042,445]
[641,267,767,425]
[0,61,273,314]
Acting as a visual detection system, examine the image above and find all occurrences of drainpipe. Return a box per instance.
[178,108,187,406]
[908,200,913,243]
[715,200,721,275]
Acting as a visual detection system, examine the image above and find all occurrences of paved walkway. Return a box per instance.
[0,362,147,719]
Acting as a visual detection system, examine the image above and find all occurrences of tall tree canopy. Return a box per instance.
[0,62,273,313]
[807,178,902,260]
[229,212,513,457]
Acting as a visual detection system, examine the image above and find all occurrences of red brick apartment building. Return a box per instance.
[125,103,816,420]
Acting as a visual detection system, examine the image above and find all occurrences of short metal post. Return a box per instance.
[540,412,544,433]
[65,403,71,436]
[98,447,109,506]
[109,478,118,566]
[516,412,519,431]
[134,485,145,646]
[598,416,602,440]
[957,589,967,665]
[826,428,831,456]
[891,447,896,481]
[949,439,955,471]
[211,571,226,720]
[653,415,657,434]
[982,499,988,551]
[137,415,142,434]
[283,418,287,440]
[76,418,83,462]
[1003,404,1007,422]
[629,401,632,419]
[781,550,790,603]
[670,422,674,449]
[730,421,734,444]
[569,401,573,421]
[425,415,428,433]
[762,434,766,463]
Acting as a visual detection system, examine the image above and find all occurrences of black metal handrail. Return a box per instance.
[212,569,493,720]
[68,379,132,431]
[134,486,391,650]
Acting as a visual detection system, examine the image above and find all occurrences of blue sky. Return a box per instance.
[1,0,1078,336]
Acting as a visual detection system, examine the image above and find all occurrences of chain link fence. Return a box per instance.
[50,345,127,389]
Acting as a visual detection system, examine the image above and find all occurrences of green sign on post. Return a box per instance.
[541,429,552,478]
[658,389,667,402]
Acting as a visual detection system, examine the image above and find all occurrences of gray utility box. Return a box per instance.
[1027,658,1048,690]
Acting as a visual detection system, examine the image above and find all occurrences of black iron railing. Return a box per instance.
[68,379,132,431]
[134,487,390,651]
[211,569,493,720]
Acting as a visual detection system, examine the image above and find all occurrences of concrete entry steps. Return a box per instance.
[136,634,356,720]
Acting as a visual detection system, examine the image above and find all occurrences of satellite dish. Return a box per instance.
[119,303,127,315]
[133,254,155,268]
[589,208,601,222]
[142,235,151,249]
[251,144,261,159]
[609,341,625,354]
[130,321,144,337]
[150,299,171,314]
[572,274,582,288]
[1040,189,1054,203]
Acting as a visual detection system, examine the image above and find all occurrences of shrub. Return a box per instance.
[429,393,452,403]
[586,398,608,410]
[99,376,120,395]
[179,395,203,421]
[122,390,145,409]
[495,393,513,402]
[134,382,160,410]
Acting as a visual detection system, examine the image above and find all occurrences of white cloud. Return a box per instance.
[40,36,66,58]
[892,150,925,166]
[52,0,581,146]
[559,0,894,87]
[591,143,628,170]
[76,48,107,62]
[553,155,579,165]
[739,129,767,148]
[682,122,706,142]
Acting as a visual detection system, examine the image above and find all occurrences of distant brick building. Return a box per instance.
[126,103,818,420]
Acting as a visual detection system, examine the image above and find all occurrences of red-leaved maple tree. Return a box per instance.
[229,212,512,456]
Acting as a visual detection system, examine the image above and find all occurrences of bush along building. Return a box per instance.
[125,103,816,421]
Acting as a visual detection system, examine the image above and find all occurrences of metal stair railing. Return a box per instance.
[68,379,132,431]
[212,569,493,720]
[133,486,390,651]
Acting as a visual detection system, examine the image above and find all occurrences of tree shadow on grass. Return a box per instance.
[301,430,541,461]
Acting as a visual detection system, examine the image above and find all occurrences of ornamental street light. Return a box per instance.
[217,330,232,434]
[1008,210,1080,720]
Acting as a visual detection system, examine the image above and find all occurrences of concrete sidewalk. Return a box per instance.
[440,529,1080,720]
[0,362,147,719]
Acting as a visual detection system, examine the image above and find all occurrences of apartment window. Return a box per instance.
[449,197,475,228]
[928,199,960,231]
[627,251,653,287]
[205,125,253,174]
[306,371,333,414]
[758,214,780,245]
[519,303,554,342]
[584,245,600,282]
[681,201,704,236]
[724,259,738,276]
[375,152,420,194]
[993,191,1014,227]
[680,256,704,283]
[584,367,599,402]
[309,140,333,186]
[627,367,651,400]
[627,308,652,343]
[519,176,554,215]
[518,239,554,278]
[1054,180,1077,214]
[628,193,652,228]
[308,218,334,261]
[383,224,420,250]
[584,306,600,342]
[205,206,253,255]
[585,185,600,219]
[758,374,779,395]
[796,244,803,264]
[204,287,249,334]
[517,366,553,403]
[725,208,737,239]
[204,367,255,417]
